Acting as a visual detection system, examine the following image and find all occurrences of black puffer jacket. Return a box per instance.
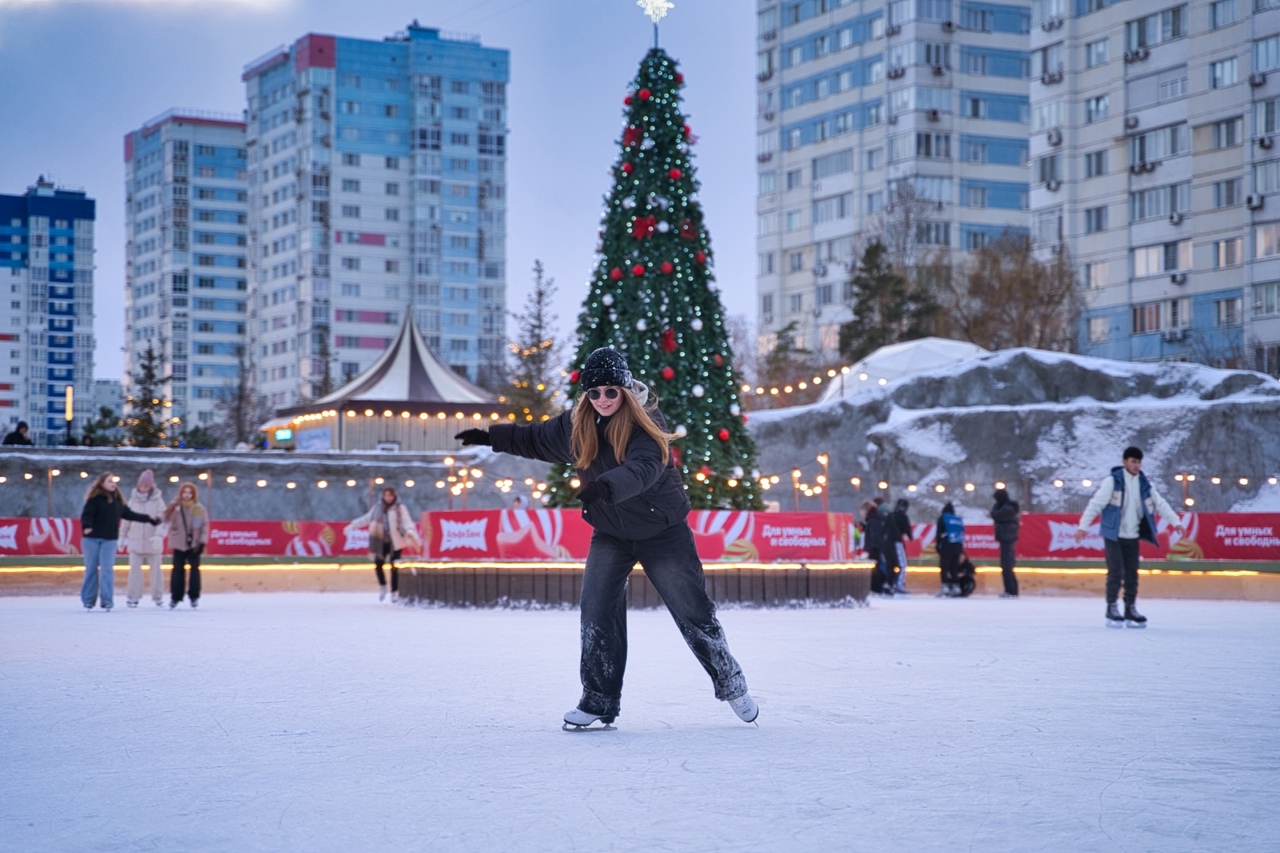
[489,408,690,541]
[991,499,1021,542]
[862,507,886,550]
[81,493,154,541]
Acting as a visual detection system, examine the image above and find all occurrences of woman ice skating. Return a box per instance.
[456,346,757,730]
[345,487,421,602]
[121,469,167,608]
[164,482,209,609]
[935,502,966,597]
[79,472,160,611]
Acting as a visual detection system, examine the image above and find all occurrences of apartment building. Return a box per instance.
[241,22,509,410]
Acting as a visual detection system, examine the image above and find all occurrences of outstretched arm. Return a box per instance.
[485,410,576,465]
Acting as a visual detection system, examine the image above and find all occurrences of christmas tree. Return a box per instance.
[548,46,763,510]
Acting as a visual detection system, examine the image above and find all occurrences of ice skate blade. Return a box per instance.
[1106,620,1125,629]
[1125,621,1147,629]
[562,721,616,732]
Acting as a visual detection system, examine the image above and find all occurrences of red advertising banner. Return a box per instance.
[422,510,855,562]
[0,512,1275,561]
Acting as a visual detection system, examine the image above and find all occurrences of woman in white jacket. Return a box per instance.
[122,469,167,608]
[345,487,421,601]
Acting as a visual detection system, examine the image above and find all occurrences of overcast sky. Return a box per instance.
[0,0,755,381]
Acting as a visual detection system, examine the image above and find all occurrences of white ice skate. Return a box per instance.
[728,692,760,725]
[562,708,616,731]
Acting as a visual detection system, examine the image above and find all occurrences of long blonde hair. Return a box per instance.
[571,388,678,469]
[85,472,123,504]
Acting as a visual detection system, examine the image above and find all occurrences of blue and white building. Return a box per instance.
[0,177,96,445]
[124,110,249,429]
[1029,0,1280,374]
[241,22,510,410]
[756,0,1033,359]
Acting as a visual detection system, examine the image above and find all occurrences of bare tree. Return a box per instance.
[864,180,951,275]
[211,345,273,448]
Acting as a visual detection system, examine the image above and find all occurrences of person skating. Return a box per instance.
[121,469,167,607]
[1075,446,1183,628]
[935,502,965,597]
[455,347,756,730]
[164,482,209,609]
[990,488,1020,598]
[884,498,914,593]
[345,487,421,602]
[861,500,890,595]
[79,472,160,611]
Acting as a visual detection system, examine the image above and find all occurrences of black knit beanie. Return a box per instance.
[579,347,633,390]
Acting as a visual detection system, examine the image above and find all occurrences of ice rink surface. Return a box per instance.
[2,591,1277,853]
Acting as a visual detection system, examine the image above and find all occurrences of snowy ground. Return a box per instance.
[2,593,1277,853]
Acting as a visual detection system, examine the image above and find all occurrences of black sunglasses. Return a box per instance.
[586,388,621,400]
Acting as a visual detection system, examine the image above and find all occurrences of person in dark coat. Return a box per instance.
[861,500,890,594]
[990,488,1021,598]
[80,471,160,611]
[884,498,914,593]
[3,420,34,445]
[455,347,756,729]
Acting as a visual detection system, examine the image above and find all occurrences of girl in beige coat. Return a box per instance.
[164,482,210,609]
[122,469,167,607]
[345,487,421,601]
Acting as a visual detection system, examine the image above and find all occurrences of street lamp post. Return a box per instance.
[816,454,830,514]
[63,385,74,446]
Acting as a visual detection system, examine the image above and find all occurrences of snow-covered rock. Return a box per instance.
[749,348,1280,515]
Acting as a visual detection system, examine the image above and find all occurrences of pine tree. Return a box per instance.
[547,48,762,510]
[507,260,566,424]
[124,342,176,447]
[838,240,938,364]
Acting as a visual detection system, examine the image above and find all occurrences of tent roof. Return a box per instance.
[819,337,990,402]
[297,312,495,410]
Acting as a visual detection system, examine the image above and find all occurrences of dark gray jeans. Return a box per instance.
[1104,537,1141,605]
[576,525,748,719]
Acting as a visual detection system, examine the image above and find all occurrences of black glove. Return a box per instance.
[577,480,611,505]
[195,544,205,557]
[455,429,491,446]
[150,516,162,525]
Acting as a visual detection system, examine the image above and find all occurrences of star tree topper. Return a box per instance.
[637,0,675,24]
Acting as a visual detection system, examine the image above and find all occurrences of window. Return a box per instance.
[1255,282,1280,315]
[1085,95,1109,123]
[1130,124,1190,162]
[1132,298,1190,333]
[1037,153,1062,184]
[342,153,361,167]
[1256,36,1280,73]
[1088,317,1110,342]
[812,149,854,180]
[1125,5,1187,50]
[1216,297,1243,325]
[1210,58,1238,89]
[812,193,853,223]
[341,205,360,218]
[788,251,805,272]
[1084,206,1107,233]
[1084,261,1108,289]
[865,148,883,171]
[788,294,804,313]
[1130,182,1190,221]
[1214,178,1243,208]
[759,252,776,275]
[761,294,773,320]
[759,172,777,194]
[786,169,804,190]
[1214,237,1243,267]
[1256,222,1280,258]
[386,157,400,170]
[1032,43,1065,77]
[1085,39,1109,68]
[1212,117,1244,148]
[915,221,951,246]
[785,209,804,231]
[1085,150,1107,178]
[1211,0,1235,28]
[1132,240,1191,276]
[341,258,360,271]
[342,179,360,192]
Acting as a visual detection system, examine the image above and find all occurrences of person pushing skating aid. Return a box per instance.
[456,346,758,730]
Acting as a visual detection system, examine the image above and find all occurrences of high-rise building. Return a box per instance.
[241,22,510,410]
[123,110,249,429]
[756,0,1033,360]
[0,177,96,445]
[1029,0,1280,375]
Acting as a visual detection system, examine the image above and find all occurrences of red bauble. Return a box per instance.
[679,218,697,240]
[622,125,642,147]
[621,162,633,174]
[661,366,676,381]
[569,370,580,384]
[609,267,623,280]
[624,94,633,106]
[741,414,749,424]
[670,446,682,466]
[698,465,712,478]
[661,328,677,352]
[638,88,652,100]
[631,263,645,276]
[713,354,725,367]
[695,251,707,264]
[717,428,730,442]
[676,73,684,84]
[669,167,683,180]
[630,215,657,240]
[683,124,691,138]
[660,261,674,274]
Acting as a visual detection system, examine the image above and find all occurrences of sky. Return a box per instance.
[0,0,756,382]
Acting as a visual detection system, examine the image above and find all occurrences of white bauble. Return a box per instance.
[641,138,655,150]
[729,404,741,416]
[622,196,636,208]
[732,466,744,478]
[656,220,670,233]
[674,424,688,437]
[602,294,614,306]
[690,318,703,331]
[636,319,647,331]
[692,384,704,397]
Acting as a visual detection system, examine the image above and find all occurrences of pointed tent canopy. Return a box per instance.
[270,314,509,452]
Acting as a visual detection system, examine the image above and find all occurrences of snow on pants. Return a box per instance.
[1104,537,1141,605]
[126,551,165,604]
[171,548,202,603]
[576,525,748,719]
[80,537,119,609]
